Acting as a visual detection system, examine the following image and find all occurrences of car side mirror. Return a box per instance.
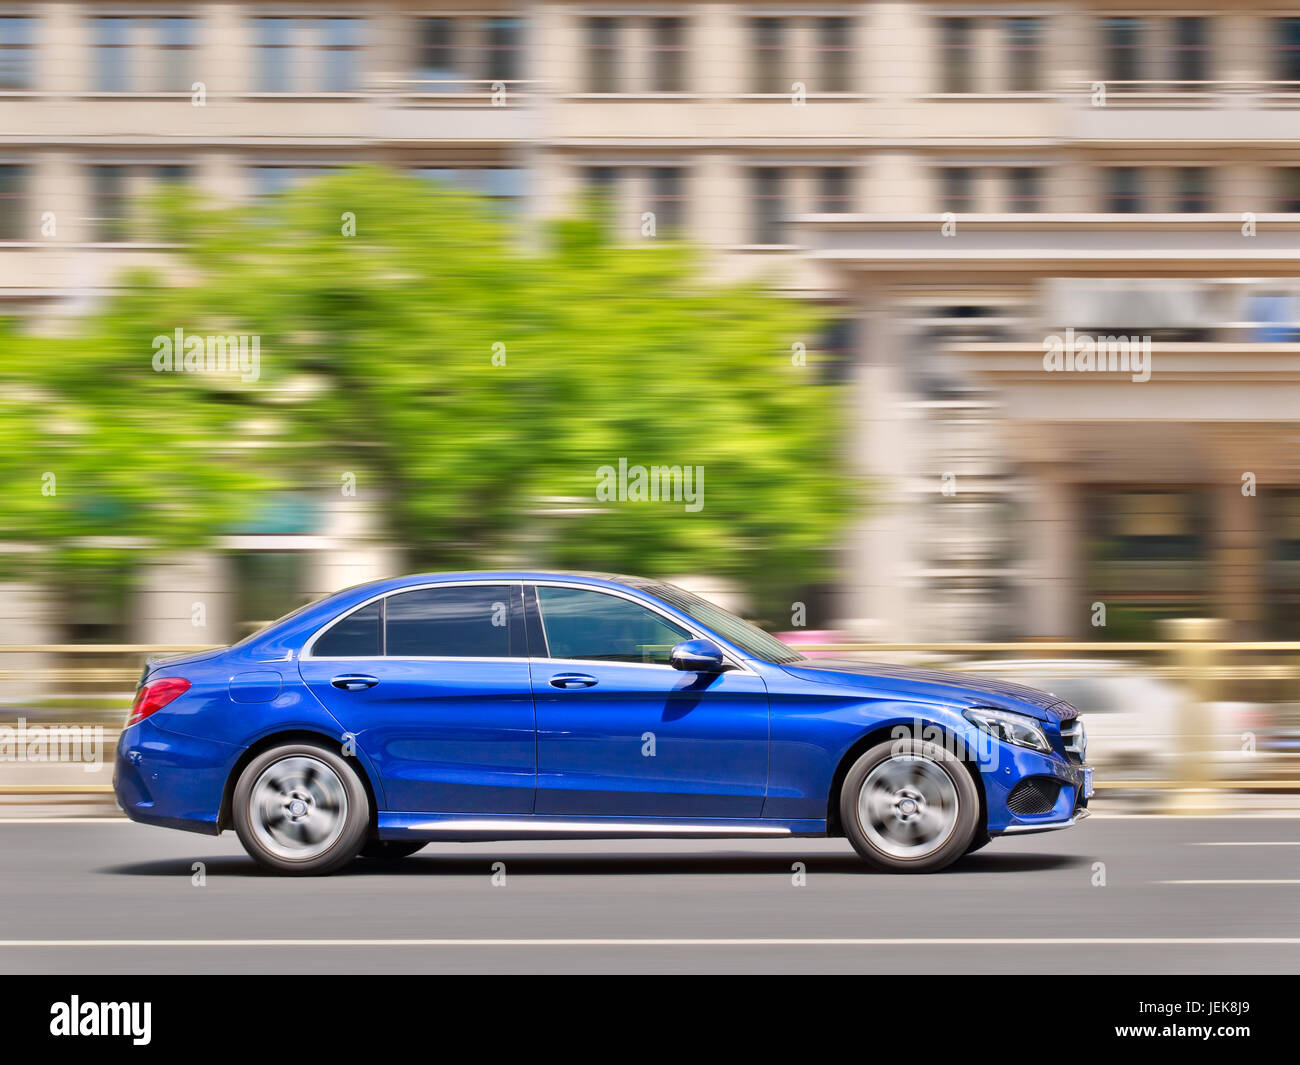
[669,639,727,673]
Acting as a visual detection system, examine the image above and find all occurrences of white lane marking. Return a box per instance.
[1194,841,1300,846]
[0,937,1297,948]
[0,818,131,824]
[1089,812,1300,820]
[1160,879,1300,885]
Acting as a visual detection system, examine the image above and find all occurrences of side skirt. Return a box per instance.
[377,812,828,843]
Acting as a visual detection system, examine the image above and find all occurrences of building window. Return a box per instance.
[155,17,195,93]
[255,17,294,92]
[252,165,337,197]
[751,167,785,244]
[818,167,853,213]
[1276,169,1300,212]
[89,165,130,241]
[584,165,619,222]
[317,18,362,92]
[938,18,976,93]
[0,163,26,239]
[750,17,786,94]
[816,17,853,93]
[415,167,525,213]
[484,17,524,83]
[1102,17,1144,86]
[1005,168,1043,212]
[1105,167,1144,213]
[1171,17,1210,88]
[649,17,686,92]
[647,167,686,234]
[0,16,35,91]
[940,168,976,212]
[586,17,620,92]
[94,17,132,92]
[415,17,456,88]
[1004,17,1042,92]
[1173,168,1211,213]
[1274,18,1300,84]
[816,318,857,384]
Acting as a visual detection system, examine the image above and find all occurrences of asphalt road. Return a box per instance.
[0,814,1296,974]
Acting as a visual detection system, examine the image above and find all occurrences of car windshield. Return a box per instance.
[641,582,805,664]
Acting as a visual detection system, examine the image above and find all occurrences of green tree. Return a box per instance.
[1,167,854,620]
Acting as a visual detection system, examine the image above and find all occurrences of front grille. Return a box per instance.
[1007,777,1061,816]
[1059,718,1086,763]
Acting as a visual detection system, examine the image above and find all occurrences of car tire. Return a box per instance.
[359,840,426,861]
[233,742,370,876]
[840,738,980,873]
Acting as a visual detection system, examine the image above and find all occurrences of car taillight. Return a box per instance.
[127,677,191,727]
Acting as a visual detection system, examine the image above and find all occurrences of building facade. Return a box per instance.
[4,2,1300,643]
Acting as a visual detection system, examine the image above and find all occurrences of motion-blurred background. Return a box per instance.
[2,2,1299,810]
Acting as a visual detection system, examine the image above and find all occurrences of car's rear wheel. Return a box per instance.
[840,738,979,873]
[233,743,369,875]
[359,840,426,860]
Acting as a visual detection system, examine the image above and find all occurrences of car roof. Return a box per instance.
[347,571,657,595]
[235,571,677,658]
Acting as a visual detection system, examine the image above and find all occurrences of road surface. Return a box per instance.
[0,814,1296,973]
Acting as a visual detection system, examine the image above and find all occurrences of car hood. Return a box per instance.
[780,659,1075,721]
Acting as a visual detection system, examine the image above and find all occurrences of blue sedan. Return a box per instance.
[114,572,1092,874]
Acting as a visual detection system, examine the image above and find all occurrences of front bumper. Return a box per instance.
[1000,809,1090,835]
[979,738,1092,835]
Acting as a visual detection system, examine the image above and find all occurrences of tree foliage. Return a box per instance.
[0,167,854,617]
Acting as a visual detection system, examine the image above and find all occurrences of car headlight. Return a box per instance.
[963,706,1051,753]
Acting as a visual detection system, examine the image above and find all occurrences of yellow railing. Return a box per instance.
[2,633,1297,800]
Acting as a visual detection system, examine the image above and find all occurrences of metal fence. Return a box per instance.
[2,629,1298,801]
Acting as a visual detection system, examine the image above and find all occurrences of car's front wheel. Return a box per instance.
[840,738,979,873]
[233,742,370,875]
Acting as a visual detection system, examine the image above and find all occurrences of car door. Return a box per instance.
[298,582,536,814]
[528,584,769,818]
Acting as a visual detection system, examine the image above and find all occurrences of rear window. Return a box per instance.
[311,600,382,657]
[310,585,518,658]
[385,585,514,657]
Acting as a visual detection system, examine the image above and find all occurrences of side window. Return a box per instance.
[536,586,690,665]
[312,600,382,657]
[385,585,516,657]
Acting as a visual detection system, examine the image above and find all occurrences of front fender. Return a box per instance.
[763,695,975,821]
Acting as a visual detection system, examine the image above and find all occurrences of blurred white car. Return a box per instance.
[956,659,1268,783]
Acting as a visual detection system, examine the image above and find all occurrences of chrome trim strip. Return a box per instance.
[406,818,791,835]
[302,577,757,674]
[999,809,1089,836]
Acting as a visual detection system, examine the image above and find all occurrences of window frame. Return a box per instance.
[304,579,754,673]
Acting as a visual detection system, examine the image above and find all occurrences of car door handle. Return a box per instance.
[331,674,379,691]
[549,673,598,690]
